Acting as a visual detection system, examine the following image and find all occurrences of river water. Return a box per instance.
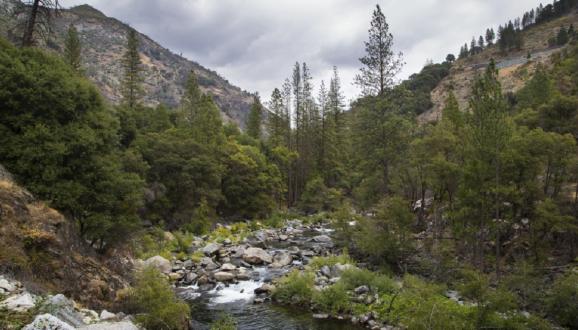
[176,223,364,329]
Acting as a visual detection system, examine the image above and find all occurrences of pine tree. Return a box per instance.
[478,35,485,50]
[63,24,81,73]
[355,4,403,96]
[121,29,143,110]
[247,94,263,140]
[267,88,285,147]
[20,0,60,47]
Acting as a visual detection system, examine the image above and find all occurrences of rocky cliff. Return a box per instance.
[0,1,256,128]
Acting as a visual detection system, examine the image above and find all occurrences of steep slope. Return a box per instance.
[0,2,256,128]
[0,165,130,309]
[420,9,578,123]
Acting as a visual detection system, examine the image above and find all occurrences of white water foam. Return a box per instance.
[208,280,262,305]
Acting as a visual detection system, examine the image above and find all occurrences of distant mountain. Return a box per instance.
[420,9,578,123]
[0,1,256,128]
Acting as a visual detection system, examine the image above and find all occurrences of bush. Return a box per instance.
[210,313,237,330]
[125,267,190,330]
[272,270,315,305]
[312,282,351,314]
[308,254,353,271]
[340,268,397,294]
[547,268,578,328]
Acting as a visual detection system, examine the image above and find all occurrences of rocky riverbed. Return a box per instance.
[134,219,395,329]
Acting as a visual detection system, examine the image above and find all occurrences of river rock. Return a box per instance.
[169,272,183,281]
[78,321,139,330]
[270,252,292,268]
[220,263,237,271]
[236,268,251,280]
[278,234,288,241]
[0,292,36,312]
[254,283,275,294]
[320,265,332,277]
[354,285,370,295]
[242,247,272,264]
[184,272,198,284]
[183,259,194,269]
[100,310,116,321]
[143,255,172,274]
[202,243,222,256]
[312,235,331,243]
[200,257,218,270]
[23,314,75,330]
[313,313,329,319]
[331,263,353,277]
[213,271,235,282]
[0,276,19,294]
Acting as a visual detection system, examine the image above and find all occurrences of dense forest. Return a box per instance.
[1,1,577,330]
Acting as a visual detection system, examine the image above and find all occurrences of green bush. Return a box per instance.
[339,268,397,294]
[547,268,578,328]
[272,270,315,305]
[125,267,190,330]
[308,254,353,271]
[210,313,237,330]
[312,282,351,314]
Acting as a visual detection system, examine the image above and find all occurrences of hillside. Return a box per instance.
[420,8,578,123]
[0,1,256,128]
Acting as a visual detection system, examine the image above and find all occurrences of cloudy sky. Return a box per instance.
[66,0,540,103]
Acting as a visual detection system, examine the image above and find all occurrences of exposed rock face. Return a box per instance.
[242,247,272,265]
[0,292,36,312]
[0,1,258,129]
[41,294,86,327]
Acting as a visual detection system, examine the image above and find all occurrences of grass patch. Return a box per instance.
[312,282,351,314]
[339,268,398,295]
[308,254,353,271]
[272,269,315,305]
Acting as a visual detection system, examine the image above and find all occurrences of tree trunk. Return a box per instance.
[22,0,41,47]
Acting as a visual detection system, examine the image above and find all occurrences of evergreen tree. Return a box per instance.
[247,94,263,140]
[267,88,286,147]
[20,0,60,47]
[63,23,81,73]
[478,35,485,49]
[355,4,403,96]
[121,29,143,110]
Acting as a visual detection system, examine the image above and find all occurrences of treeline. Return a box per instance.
[459,0,578,58]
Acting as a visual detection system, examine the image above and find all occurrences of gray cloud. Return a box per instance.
[65,0,540,103]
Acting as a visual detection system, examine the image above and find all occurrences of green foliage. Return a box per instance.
[210,313,237,330]
[298,176,342,214]
[547,268,578,328]
[63,24,82,73]
[272,270,315,305]
[339,268,397,295]
[125,267,190,330]
[0,38,143,250]
[354,196,414,268]
[247,95,263,140]
[121,29,143,109]
[312,282,351,314]
[308,254,354,271]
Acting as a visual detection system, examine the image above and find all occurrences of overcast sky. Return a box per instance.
[65,0,540,104]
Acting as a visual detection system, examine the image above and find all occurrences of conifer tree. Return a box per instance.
[247,94,263,140]
[121,29,143,110]
[20,0,60,47]
[267,88,285,147]
[355,4,403,96]
[64,23,81,73]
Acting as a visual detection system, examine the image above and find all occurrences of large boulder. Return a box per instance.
[200,257,218,270]
[0,277,18,294]
[143,255,172,274]
[270,252,292,268]
[0,292,36,312]
[242,247,272,264]
[40,294,86,327]
[213,271,236,282]
[312,235,331,243]
[202,243,222,256]
[23,314,75,330]
[220,263,237,271]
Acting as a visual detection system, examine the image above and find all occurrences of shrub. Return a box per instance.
[272,270,315,305]
[125,267,190,330]
[313,282,351,314]
[340,268,397,295]
[547,268,578,328]
[308,254,353,271]
[210,313,237,330]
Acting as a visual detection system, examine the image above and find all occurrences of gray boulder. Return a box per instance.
[143,255,172,274]
[200,257,219,270]
[23,314,75,330]
[312,235,331,243]
[0,292,36,312]
[242,247,272,264]
[202,243,222,256]
[99,310,117,321]
[40,294,86,327]
[270,252,292,268]
[78,321,139,330]
[213,271,235,282]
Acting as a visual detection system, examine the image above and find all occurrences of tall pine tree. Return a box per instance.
[121,29,143,110]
